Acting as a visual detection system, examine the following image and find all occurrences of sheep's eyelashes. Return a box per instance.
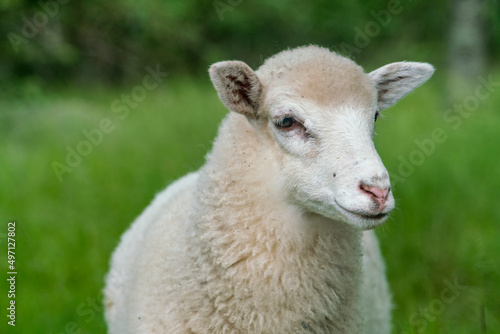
[275,116,295,128]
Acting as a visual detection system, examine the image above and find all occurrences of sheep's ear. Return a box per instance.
[209,61,262,118]
[368,62,434,110]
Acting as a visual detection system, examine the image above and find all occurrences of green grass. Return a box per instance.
[0,72,499,333]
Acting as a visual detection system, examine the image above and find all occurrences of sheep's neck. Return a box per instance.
[192,114,363,331]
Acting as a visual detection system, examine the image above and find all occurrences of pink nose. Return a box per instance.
[359,184,390,209]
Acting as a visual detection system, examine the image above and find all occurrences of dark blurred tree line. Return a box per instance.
[0,0,498,84]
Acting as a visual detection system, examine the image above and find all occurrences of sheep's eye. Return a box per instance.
[276,116,295,128]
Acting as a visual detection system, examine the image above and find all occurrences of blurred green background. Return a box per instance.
[1,0,499,333]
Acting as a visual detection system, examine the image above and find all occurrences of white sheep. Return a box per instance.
[104,45,434,334]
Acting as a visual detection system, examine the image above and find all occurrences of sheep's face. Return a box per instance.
[263,95,392,230]
[209,46,434,230]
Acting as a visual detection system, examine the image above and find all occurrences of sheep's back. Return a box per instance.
[104,172,199,334]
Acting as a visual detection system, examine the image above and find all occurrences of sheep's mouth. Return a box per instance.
[355,211,388,220]
[334,201,389,223]
[346,209,388,221]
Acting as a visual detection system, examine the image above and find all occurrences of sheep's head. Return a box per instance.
[209,46,434,230]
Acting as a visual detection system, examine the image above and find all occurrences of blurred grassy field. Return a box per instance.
[0,70,499,333]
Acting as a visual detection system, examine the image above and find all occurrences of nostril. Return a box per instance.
[360,183,390,200]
